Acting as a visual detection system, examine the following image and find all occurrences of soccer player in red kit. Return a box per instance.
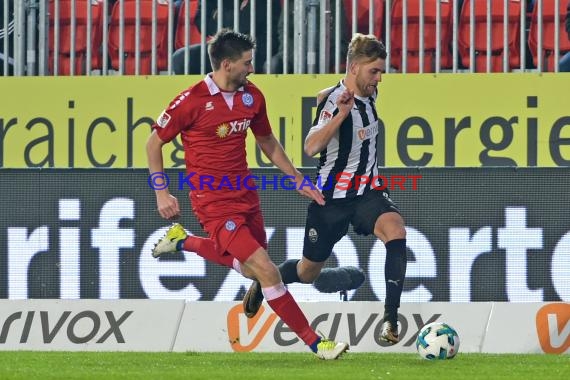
[146,29,348,359]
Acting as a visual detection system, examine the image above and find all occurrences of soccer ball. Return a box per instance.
[415,322,460,360]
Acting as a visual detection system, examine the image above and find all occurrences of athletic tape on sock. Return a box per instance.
[261,282,287,301]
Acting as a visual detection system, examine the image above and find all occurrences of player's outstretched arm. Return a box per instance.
[304,88,354,157]
[255,133,325,206]
[146,131,181,220]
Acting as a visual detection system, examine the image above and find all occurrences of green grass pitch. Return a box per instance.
[0,352,568,380]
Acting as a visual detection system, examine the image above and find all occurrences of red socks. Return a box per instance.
[182,236,235,268]
[264,285,319,347]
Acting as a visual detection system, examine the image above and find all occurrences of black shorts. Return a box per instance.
[302,189,401,262]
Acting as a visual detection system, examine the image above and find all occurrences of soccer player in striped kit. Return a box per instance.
[244,33,407,345]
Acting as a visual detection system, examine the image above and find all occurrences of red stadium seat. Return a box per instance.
[344,0,384,40]
[175,0,202,49]
[390,0,452,73]
[90,0,104,70]
[458,0,521,72]
[48,0,103,75]
[107,0,170,75]
[529,0,570,71]
[440,0,455,69]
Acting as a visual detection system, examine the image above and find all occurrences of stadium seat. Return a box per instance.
[175,0,202,49]
[107,0,170,75]
[48,0,103,75]
[528,0,570,71]
[440,0,455,69]
[458,0,521,72]
[390,0,452,73]
[343,0,384,40]
[89,0,104,70]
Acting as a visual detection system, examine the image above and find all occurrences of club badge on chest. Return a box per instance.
[242,92,254,107]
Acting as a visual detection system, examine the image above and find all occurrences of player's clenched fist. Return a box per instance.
[336,89,354,116]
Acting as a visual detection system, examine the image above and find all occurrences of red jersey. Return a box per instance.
[152,75,272,219]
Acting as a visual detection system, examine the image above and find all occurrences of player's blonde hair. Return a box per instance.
[346,33,387,66]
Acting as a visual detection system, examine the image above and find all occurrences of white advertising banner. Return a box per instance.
[2,300,568,353]
[482,302,570,354]
[174,301,492,353]
[0,300,185,351]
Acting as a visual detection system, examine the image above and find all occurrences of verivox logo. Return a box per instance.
[226,303,444,352]
[535,303,570,354]
[0,310,133,344]
[226,304,277,352]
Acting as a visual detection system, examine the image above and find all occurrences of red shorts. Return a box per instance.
[190,189,268,263]
[202,210,267,263]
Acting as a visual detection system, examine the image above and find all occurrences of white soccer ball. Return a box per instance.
[415,322,460,360]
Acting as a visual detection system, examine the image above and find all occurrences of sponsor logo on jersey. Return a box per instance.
[230,119,251,133]
[357,122,379,140]
[205,101,214,111]
[156,111,172,128]
[215,119,252,139]
[318,110,333,125]
[216,123,230,138]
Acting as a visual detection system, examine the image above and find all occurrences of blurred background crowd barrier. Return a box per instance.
[1,0,569,76]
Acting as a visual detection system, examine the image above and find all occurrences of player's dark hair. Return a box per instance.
[346,33,387,65]
[208,29,256,70]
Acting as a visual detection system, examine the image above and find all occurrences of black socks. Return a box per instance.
[384,238,407,324]
[278,259,301,284]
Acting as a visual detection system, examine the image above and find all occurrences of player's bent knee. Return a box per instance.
[298,268,321,283]
[390,226,407,239]
[297,259,324,283]
[375,213,406,241]
[382,229,406,242]
[245,254,281,284]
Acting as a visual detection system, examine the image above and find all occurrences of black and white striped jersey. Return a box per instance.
[309,80,381,201]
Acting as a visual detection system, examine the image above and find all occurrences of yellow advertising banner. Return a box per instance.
[0,73,568,168]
